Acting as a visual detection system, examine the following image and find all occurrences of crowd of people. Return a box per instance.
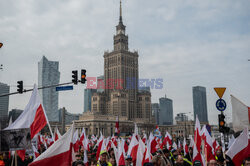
[1,135,249,166]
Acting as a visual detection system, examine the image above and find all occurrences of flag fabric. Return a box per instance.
[5,84,47,139]
[29,124,74,166]
[54,127,61,141]
[83,150,88,166]
[193,144,204,166]
[194,115,202,153]
[226,128,250,166]
[201,125,215,162]
[183,138,188,156]
[231,95,250,132]
[115,116,120,135]
[136,137,146,166]
[117,139,126,166]
[73,130,80,152]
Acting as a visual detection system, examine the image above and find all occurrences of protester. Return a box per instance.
[73,153,83,166]
[97,150,112,166]
[125,155,133,166]
[243,157,250,166]
[207,159,218,166]
[152,155,162,166]
[109,157,116,166]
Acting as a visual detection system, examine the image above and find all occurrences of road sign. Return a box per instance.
[214,87,226,98]
[56,85,73,91]
[216,99,227,111]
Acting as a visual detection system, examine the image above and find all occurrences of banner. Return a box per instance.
[0,128,31,151]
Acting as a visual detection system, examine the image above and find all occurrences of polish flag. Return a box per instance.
[96,134,104,160]
[194,115,202,153]
[193,143,204,166]
[79,128,89,151]
[136,137,146,166]
[148,133,157,154]
[183,138,188,156]
[127,133,139,162]
[115,116,120,135]
[54,127,61,141]
[142,133,147,143]
[117,139,126,166]
[212,138,219,155]
[111,134,118,147]
[5,84,48,139]
[226,128,250,166]
[202,125,215,161]
[32,145,40,159]
[73,130,80,152]
[163,131,172,147]
[231,95,250,132]
[29,124,74,166]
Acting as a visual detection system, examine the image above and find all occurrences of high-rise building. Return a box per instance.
[175,113,188,122]
[0,82,10,129]
[84,89,97,112]
[76,1,153,136]
[9,109,23,122]
[159,96,173,125]
[0,82,9,117]
[38,56,60,122]
[192,86,208,123]
[97,75,104,93]
[152,103,160,124]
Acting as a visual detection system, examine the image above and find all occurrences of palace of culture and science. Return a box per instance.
[73,1,155,136]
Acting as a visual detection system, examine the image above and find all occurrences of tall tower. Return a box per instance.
[38,56,60,122]
[192,86,208,123]
[104,0,139,119]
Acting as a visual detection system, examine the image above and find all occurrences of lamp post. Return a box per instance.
[183,112,191,138]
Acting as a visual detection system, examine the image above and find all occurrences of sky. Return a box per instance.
[0,0,250,125]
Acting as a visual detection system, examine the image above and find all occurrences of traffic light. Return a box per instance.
[218,113,225,133]
[81,69,86,84]
[72,70,78,84]
[17,81,23,93]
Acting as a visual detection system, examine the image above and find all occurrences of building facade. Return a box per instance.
[152,103,160,125]
[9,109,23,122]
[192,86,208,123]
[76,1,154,136]
[84,89,97,112]
[175,113,188,122]
[38,56,60,122]
[159,97,173,125]
[0,82,10,129]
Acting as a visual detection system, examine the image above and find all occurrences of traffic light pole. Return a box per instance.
[0,81,73,97]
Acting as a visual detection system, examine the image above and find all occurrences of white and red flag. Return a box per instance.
[115,116,120,135]
[54,127,61,141]
[29,124,74,166]
[226,127,250,166]
[183,138,188,156]
[194,115,202,153]
[231,95,250,132]
[73,130,80,152]
[79,128,89,151]
[5,84,48,139]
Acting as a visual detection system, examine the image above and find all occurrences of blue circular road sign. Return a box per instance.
[216,99,226,111]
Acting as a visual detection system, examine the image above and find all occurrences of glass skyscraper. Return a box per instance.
[38,56,60,122]
[159,96,173,125]
[0,82,10,129]
[84,89,97,112]
[192,86,208,123]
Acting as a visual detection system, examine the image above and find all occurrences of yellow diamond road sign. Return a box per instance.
[214,87,226,99]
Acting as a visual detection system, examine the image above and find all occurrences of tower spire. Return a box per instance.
[119,0,122,23]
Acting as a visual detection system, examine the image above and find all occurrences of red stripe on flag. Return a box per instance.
[29,149,72,166]
[30,105,47,139]
[248,107,250,124]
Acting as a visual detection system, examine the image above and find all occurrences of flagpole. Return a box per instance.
[41,103,54,141]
